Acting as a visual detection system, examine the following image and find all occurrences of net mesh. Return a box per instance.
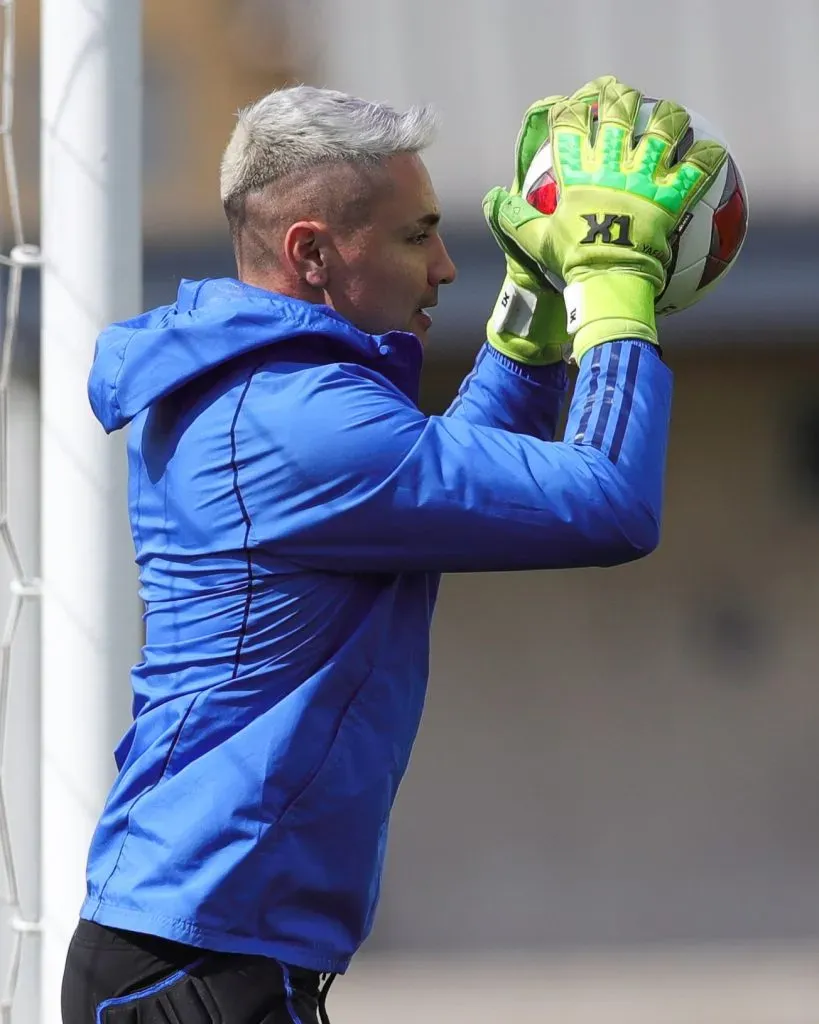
[0,0,41,1019]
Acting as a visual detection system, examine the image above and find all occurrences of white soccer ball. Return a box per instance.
[522,99,749,315]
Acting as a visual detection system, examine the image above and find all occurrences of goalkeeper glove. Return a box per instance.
[487,93,567,366]
[484,76,728,364]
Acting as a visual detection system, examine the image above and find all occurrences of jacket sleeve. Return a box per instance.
[244,339,672,574]
[443,343,569,441]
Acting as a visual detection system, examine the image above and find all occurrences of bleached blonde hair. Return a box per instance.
[220,85,438,218]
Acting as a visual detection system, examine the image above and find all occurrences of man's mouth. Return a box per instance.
[415,306,434,330]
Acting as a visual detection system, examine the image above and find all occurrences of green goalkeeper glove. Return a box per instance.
[484,76,728,364]
[486,93,569,366]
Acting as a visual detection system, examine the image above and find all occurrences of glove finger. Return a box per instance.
[626,99,692,180]
[643,138,728,218]
[514,108,551,192]
[679,137,728,178]
[597,77,642,131]
[483,187,552,289]
[520,94,566,120]
[550,96,594,135]
[664,139,728,214]
[567,75,617,102]
[513,95,566,192]
[482,185,511,236]
[548,99,595,188]
[483,186,518,256]
[592,78,642,173]
[644,99,691,148]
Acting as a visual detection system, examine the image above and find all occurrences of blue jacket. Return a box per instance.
[82,277,672,972]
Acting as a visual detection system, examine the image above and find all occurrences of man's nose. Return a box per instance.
[431,238,457,286]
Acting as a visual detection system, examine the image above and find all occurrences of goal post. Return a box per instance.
[40,1,143,1020]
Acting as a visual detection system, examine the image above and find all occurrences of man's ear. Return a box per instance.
[284,221,332,288]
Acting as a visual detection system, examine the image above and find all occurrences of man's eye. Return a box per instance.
[410,232,430,245]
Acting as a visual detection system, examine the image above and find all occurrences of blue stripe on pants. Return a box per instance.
[95,958,205,1023]
[281,963,306,1024]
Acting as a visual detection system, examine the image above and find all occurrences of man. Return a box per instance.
[61,77,727,1022]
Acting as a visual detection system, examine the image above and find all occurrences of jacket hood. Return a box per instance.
[88,277,422,433]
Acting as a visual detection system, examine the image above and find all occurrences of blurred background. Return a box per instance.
[4,0,819,1021]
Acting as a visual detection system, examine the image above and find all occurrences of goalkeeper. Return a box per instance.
[61,77,726,1023]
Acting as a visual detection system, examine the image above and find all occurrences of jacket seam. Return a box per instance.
[268,663,377,831]
[89,696,198,915]
[229,367,263,678]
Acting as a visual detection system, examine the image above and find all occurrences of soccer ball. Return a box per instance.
[522,100,749,315]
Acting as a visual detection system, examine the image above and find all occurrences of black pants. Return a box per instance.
[62,919,335,1023]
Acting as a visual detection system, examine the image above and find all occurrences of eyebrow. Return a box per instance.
[416,212,441,228]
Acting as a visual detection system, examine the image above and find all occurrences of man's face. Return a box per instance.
[324,153,457,343]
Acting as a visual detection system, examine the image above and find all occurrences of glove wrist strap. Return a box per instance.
[487,275,566,366]
[564,273,658,363]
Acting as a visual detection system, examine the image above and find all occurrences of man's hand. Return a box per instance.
[484,76,728,363]
[486,93,568,366]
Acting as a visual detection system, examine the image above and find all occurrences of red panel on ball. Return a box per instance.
[698,157,748,291]
[526,172,558,214]
[713,188,747,263]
